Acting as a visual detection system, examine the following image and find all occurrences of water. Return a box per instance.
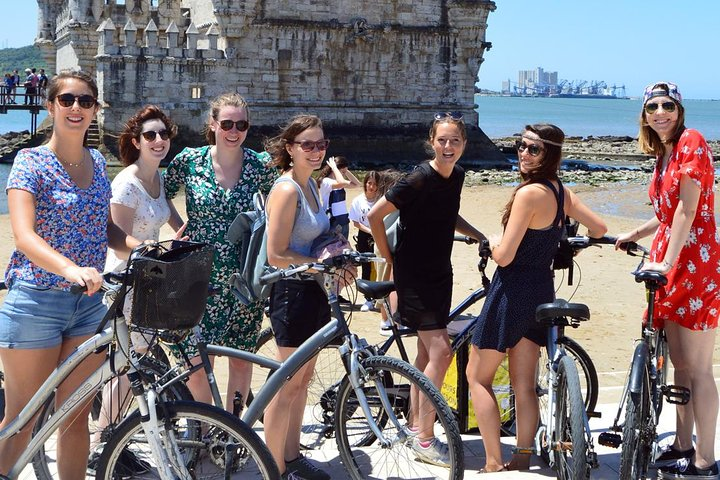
[0,109,47,135]
[475,95,720,140]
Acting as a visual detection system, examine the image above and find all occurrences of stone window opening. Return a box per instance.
[191,86,203,99]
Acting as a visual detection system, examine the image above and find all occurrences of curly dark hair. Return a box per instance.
[118,105,177,166]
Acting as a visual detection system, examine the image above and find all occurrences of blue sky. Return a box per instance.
[2,2,717,99]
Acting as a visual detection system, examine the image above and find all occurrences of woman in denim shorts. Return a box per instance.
[0,70,140,477]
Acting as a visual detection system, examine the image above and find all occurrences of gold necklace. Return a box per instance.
[50,147,86,167]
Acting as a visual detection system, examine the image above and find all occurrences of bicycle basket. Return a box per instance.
[130,240,214,331]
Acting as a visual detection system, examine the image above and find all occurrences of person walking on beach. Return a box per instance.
[466,123,607,473]
[163,92,277,413]
[263,114,332,480]
[316,154,361,239]
[368,111,486,466]
[92,105,187,461]
[0,70,141,477]
[349,170,380,312]
[616,82,720,479]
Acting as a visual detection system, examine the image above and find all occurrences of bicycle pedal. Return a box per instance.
[511,446,535,455]
[663,384,691,405]
[587,410,602,419]
[598,432,621,448]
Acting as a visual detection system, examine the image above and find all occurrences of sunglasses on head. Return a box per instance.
[141,129,170,141]
[644,101,676,115]
[515,140,544,157]
[434,111,464,121]
[55,93,97,109]
[291,139,330,152]
[218,119,250,132]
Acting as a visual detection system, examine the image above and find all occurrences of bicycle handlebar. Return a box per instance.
[567,235,649,256]
[259,251,385,286]
[453,234,479,245]
[69,271,126,295]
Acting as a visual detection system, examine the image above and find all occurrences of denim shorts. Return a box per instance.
[0,281,106,349]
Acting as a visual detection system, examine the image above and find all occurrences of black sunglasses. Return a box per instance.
[434,111,464,121]
[218,119,250,132]
[644,101,676,115]
[515,140,544,157]
[141,129,170,141]
[291,139,330,152]
[55,93,97,109]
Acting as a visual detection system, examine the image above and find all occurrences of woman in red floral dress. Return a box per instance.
[617,81,719,479]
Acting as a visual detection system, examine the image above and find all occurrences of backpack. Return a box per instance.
[226,188,300,306]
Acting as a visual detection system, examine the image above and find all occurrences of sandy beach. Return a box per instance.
[1,181,718,381]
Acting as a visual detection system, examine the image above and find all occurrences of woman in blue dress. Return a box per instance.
[466,124,607,473]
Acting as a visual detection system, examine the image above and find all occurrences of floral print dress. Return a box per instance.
[648,129,720,331]
[164,146,277,354]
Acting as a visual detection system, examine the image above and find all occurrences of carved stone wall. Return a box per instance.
[35,0,505,165]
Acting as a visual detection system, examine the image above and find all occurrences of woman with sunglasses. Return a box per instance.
[163,92,277,413]
[0,70,141,477]
[261,114,333,479]
[466,124,606,473]
[616,82,720,479]
[90,105,187,459]
[368,111,486,467]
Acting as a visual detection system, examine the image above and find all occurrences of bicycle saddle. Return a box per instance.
[535,299,590,324]
[355,279,395,299]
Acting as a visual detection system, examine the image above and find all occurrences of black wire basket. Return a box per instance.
[130,240,214,331]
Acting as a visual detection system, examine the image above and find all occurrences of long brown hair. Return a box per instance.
[638,83,686,157]
[265,115,323,172]
[316,155,349,187]
[45,70,99,147]
[501,123,565,228]
[117,105,177,166]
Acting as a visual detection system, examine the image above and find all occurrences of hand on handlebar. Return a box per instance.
[63,265,103,295]
[614,231,637,251]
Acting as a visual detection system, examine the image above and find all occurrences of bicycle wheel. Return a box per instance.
[553,355,590,480]
[655,332,670,418]
[31,355,191,479]
[249,326,346,449]
[539,337,598,414]
[619,365,652,480]
[335,355,463,479]
[95,400,279,479]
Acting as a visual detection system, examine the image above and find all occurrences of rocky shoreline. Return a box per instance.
[2,130,718,187]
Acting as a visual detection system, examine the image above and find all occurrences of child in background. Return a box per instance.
[316,155,361,239]
[349,171,380,312]
[374,169,402,331]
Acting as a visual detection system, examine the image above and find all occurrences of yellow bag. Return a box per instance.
[441,345,512,432]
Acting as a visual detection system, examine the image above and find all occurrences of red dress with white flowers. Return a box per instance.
[648,128,720,330]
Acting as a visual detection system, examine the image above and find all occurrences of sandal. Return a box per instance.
[504,448,533,471]
[478,465,508,473]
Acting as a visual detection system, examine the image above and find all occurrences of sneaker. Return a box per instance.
[659,459,719,479]
[360,300,376,312]
[281,470,305,480]
[653,445,696,468]
[411,437,451,468]
[380,319,392,330]
[285,455,331,480]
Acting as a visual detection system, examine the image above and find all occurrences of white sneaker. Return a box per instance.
[360,300,375,312]
[380,319,392,330]
[410,437,450,468]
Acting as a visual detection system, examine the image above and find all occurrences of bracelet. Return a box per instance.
[661,259,673,269]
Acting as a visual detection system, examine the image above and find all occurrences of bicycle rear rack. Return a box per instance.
[663,384,691,405]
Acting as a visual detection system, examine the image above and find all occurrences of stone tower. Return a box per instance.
[34,0,504,165]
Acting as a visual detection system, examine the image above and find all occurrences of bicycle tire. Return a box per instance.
[655,332,670,418]
[31,355,192,479]
[553,355,590,480]
[95,400,279,479]
[619,365,652,480]
[249,326,347,449]
[334,355,463,479]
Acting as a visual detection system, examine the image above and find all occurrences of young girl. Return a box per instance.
[0,70,140,477]
[466,124,606,473]
[349,170,380,312]
[316,155,361,239]
[368,112,485,466]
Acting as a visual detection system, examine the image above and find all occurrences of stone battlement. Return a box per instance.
[35,0,505,164]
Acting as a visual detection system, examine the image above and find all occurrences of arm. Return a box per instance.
[9,189,104,294]
[106,211,142,259]
[266,182,317,267]
[642,174,699,273]
[341,167,362,189]
[325,157,354,189]
[368,197,398,265]
[489,187,536,267]
[564,188,608,238]
[455,215,487,244]
[353,220,372,235]
[167,198,186,232]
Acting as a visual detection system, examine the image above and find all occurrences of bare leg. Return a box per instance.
[665,321,717,469]
[225,356,253,413]
[466,345,506,472]
[414,329,453,439]
[263,346,317,474]
[184,354,217,406]
[506,338,540,470]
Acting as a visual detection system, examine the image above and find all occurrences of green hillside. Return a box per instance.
[0,45,49,76]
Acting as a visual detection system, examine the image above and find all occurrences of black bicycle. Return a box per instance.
[598,244,690,479]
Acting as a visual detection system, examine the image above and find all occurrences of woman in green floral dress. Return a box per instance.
[163,92,277,410]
